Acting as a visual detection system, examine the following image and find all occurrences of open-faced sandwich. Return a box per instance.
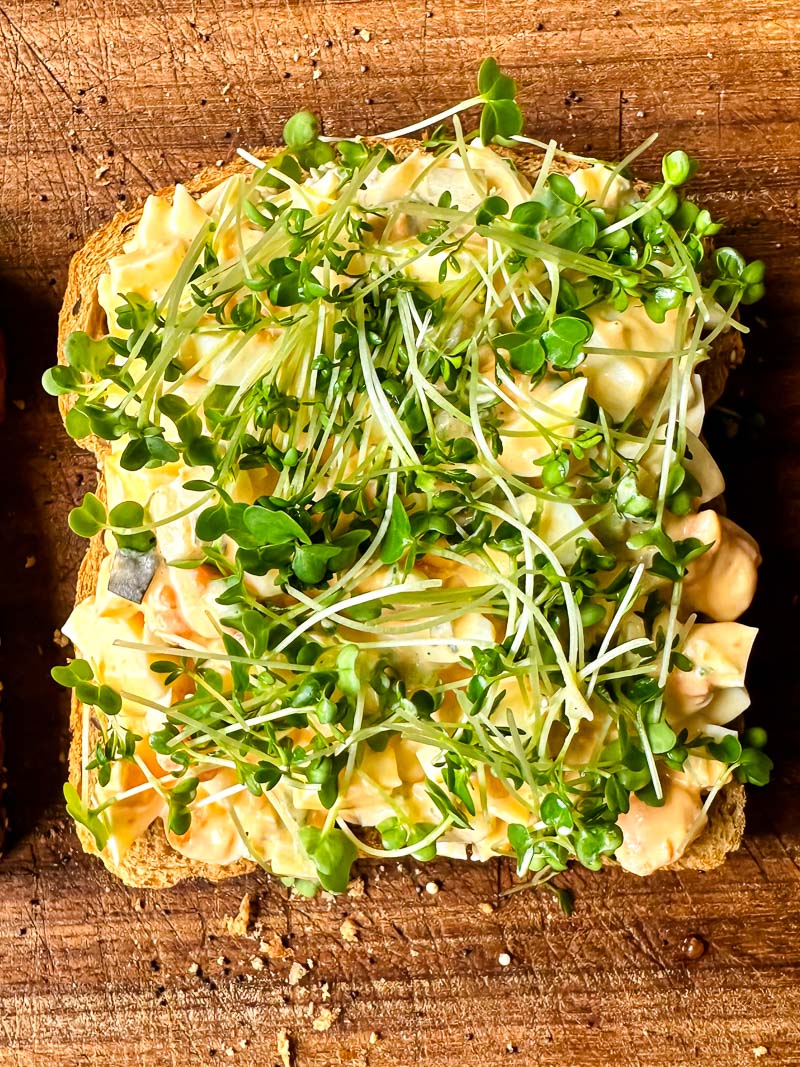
[45,61,771,893]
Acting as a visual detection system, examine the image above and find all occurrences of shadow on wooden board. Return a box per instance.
[0,274,91,841]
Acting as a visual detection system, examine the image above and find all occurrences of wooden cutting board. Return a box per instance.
[0,2,799,1064]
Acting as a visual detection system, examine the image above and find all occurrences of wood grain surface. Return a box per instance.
[1,2,799,1065]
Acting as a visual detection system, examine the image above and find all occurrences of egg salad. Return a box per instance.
[46,61,771,894]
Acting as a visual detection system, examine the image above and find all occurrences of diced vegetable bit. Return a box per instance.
[47,57,768,895]
[107,548,161,604]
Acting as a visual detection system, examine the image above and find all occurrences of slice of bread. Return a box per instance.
[57,140,746,887]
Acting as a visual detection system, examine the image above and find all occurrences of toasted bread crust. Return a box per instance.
[58,141,746,887]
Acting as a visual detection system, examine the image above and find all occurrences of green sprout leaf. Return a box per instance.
[168,776,199,836]
[51,659,94,688]
[476,57,523,144]
[735,747,773,787]
[42,364,86,397]
[108,501,156,553]
[380,497,413,565]
[68,493,107,538]
[64,782,109,851]
[575,824,623,871]
[243,505,310,546]
[542,313,593,369]
[64,331,114,378]
[299,826,358,894]
[283,110,319,150]
[661,150,695,187]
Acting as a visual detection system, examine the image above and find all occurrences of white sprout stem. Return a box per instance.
[465,342,541,659]
[477,498,583,671]
[584,563,645,698]
[530,139,558,199]
[599,181,675,239]
[577,637,652,679]
[452,114,487,201]
[354,301,419,467]
[195,782,247,809]
[658,580,685,690]
[510,133,601,166]
[598,132,659,203]
[271,579,442,655]
[341,690,367,796]
[375,98,481,140]
[636,710,663,801]
[335,814,454,859]
[237,146,270,170]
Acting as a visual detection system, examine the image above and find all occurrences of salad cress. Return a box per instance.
[47,60,770,897]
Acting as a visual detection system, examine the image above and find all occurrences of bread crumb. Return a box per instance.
[369,1032,379,1045]
[425,881,439,895]
[498,952,512,967]
[312,69,322,80]
[359,28,371,41]
[224,1049,235,1059]
[25,555,36,569]
[249,956,264,971]
[53,629,70,648]
[312,1006,340,1032]
[347,877,365,898]
[225,893,252,936]
[478,902,494,915]
[753,1049,769,1059]
[216,956,228,966]
[277,1030,292,1067]
[340,917,360,943]
[288,961,308,986]
[188,961,200,975]
[321,981,330,1002]
[261,932,292,960]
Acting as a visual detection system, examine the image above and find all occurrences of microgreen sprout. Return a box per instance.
[377,57,522,144]
[49,58,768,896]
